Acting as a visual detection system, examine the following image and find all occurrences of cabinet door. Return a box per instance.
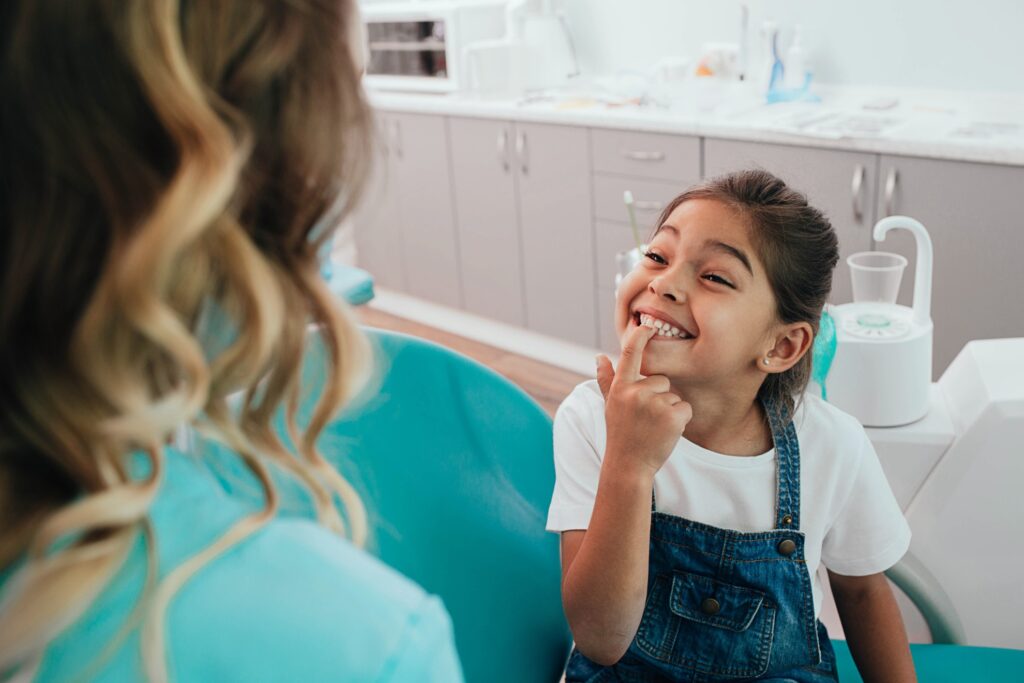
[390,112,463,309]
[353,113,407,291]
[704,140,878,308]
[449,117,525,326]
[516,122,596,347]
[877,156,1024,377]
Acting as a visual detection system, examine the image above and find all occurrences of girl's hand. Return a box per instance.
[596,325,693,477]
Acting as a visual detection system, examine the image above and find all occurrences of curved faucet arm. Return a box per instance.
[873,215,933,326]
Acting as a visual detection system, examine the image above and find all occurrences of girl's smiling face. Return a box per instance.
[615,198,780,385]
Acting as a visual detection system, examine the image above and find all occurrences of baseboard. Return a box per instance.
[368,289,601,377]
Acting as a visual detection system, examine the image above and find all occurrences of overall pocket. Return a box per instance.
[635,571,775,679]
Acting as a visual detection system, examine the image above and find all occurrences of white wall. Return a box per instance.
[563,0,1024,93]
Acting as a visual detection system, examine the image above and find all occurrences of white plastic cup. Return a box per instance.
[847,251,907,304]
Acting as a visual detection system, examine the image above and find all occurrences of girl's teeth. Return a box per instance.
[637,313,691,339]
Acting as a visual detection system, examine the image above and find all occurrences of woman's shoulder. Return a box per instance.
[165,515,461,681]
[153,447,461,680]
[31,447,461,682]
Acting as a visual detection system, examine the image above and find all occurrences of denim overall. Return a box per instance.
[566,398,838,682]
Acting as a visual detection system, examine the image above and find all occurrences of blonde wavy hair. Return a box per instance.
[0,0,375,679]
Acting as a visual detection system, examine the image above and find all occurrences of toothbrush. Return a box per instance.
[623,190,643,252]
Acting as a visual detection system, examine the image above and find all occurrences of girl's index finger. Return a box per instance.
[615,323,656,385]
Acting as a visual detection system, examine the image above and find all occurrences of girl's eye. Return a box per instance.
[644,251,666,265]
[703,273,734,288]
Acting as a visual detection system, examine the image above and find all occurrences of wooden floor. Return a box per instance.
[356,306,587,416]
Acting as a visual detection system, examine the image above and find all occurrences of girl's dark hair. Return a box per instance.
[654,169,839,421]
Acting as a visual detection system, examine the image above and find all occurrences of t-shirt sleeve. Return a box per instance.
[821,430,911,576]
[546,386,604,532]
[381,595,465,682]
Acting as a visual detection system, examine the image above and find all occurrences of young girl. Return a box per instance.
[548,170,916,682]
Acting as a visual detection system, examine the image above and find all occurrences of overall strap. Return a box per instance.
[763,396,801,530]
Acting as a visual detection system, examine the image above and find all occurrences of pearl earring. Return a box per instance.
[763,358,770,366]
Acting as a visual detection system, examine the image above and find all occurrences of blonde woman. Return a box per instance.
[0,1,462,681]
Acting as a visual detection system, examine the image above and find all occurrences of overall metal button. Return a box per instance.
[781,514,793,526]
[700,597,721,615]
[778,539,797,556]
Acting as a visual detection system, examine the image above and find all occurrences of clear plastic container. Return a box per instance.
[847,251,907,304]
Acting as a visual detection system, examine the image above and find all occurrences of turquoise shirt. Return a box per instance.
[13,442,464,682]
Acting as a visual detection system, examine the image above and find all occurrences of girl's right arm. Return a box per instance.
[560,325,692,665]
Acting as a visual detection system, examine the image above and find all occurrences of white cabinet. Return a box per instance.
[517,123,596,347]
[876,155,1024,377]
[449,118,526,327]
[355,112,462,309]
[449,119,595,345]
[704,139,879,308]
[391,113,463,308]
[353,114,406,291]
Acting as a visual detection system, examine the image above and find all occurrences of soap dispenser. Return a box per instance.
[783,25,808,90]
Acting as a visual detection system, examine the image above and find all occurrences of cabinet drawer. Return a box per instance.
[595,220,645,292]
[591,128,701,182]
[593,174,681,229]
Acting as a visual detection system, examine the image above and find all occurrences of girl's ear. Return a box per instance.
[763,322,813,373]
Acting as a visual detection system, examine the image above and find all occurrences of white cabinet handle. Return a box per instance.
[623,150,666,162]
[851,164,865,223]
[497,129,509,172]
[884,167,899,216]
[392,120,403,160]
[515,130,528,175]
[632,200,662,211]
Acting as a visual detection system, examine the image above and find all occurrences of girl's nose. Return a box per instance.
[649,275,685,303]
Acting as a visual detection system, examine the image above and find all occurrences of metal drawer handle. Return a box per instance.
[623,150,666,162]
[632,200,662,211]
[884,167,899,216]
[515,130,528,175]
[851,164,865,223]
[497,129,509,172]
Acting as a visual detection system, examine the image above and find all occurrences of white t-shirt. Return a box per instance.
[546,380,911,617]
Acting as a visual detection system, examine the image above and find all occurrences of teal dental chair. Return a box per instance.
[318,233,375,306]
[302,329,572,682]
[321,260,375,306]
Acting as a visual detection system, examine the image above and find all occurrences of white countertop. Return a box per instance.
[369,83,1024,167]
